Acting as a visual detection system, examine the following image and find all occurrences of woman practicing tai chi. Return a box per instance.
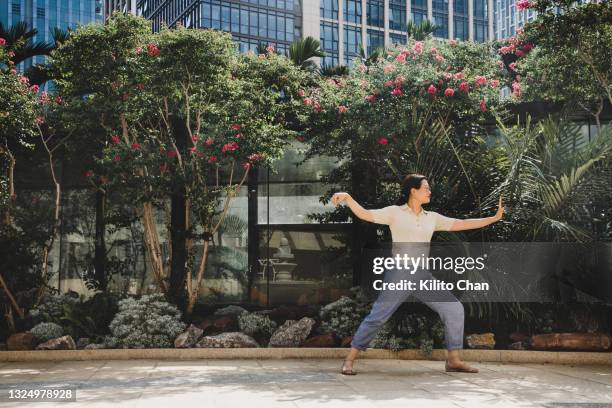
[331,174,504,375]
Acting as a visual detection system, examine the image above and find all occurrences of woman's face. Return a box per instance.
[411,179,432,204]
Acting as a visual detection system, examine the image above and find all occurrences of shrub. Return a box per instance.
[107,293,186,348]
[370,312,445,355]
[238,312,277,344]
[29,322,64,342]
[319,296,369,338]
[29,293,79,325]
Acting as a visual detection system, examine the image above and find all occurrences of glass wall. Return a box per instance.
[252,141,351,305]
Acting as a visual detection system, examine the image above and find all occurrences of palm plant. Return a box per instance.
[358,43,386,66]
[0,21,71,85]
[319,64,349,77]
[287,36,327,72]
[406,20,438,41]
[483,113,612,242]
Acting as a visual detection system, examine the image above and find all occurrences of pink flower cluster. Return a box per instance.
[516,0,530,10]
[147,43,160,57]
[0,38,6,46]
[221,141,239,153]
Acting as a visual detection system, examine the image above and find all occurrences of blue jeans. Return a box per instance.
[351,266,465,351]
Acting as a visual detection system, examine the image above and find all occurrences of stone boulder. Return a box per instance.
[7,332,39,351]
[466,333,495,349]
[36,335,76,350]
[76,337,90,349]
[268,317,315,347]
[530,333,611,351]
[84,343,106,350]
[266,305,319,325]
[196,332,259,348]
[174,324,204,348]
[301,333,339,348]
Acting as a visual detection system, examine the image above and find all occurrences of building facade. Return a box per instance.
[1,0,104,69]
[104,0,494,67]
[307,0,494,67]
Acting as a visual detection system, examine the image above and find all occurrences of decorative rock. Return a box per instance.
[76,337,90,349]
[7,332,39,351]
[466,333,495,349]
[35,335,76,350]
[268,317,316,347]
[174,324,204,348]
[84,343,106,350]
[302,333,339,348]
[213,305,248,317]
[196,332,259,348]
[509,341,527,350]
[530,333,611,351]
[341,336,353,348]
[267,305,318,324]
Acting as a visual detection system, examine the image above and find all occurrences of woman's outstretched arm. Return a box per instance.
[450,196,505,231]
[331,192,375,223]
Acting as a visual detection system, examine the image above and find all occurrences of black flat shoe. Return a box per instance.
[341,359,357,375]
[445,360,479,373]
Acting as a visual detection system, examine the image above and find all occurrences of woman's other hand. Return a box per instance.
[331,192,351,206]
[494,195,505,221]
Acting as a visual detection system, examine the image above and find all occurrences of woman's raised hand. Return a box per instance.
[494,195,505,221]
[331,192,351,206]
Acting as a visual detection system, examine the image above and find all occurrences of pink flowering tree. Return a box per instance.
[0,37,40,322]
[48,13,152,293]
[511,0,612,126]
[298,38,506,222]
[54,14,308,312]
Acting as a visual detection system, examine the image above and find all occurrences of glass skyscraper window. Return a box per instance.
[344,0,362,24]
[201,1,294,44]
[321,0,338,20]
[1,0,102,77]
[320,21,338,52]
[344,25,361,66]
[411,0,427,25]
[367,28,383,55]
[474,0,487,41]
[390,32,407,45]
[367,0,384,28]
[432,0,449,38]
[320,21,338,67]
[454,0,469,40]
[389,0,406,31]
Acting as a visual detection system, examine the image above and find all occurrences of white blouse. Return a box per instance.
[370,204,457,242]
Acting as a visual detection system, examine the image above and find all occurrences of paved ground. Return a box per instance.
[0,358,611,407]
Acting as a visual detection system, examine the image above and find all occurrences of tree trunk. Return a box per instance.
[93,189,107,291]
[168,116,189,310]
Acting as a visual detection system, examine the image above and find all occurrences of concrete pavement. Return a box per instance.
[0,358,611,407]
